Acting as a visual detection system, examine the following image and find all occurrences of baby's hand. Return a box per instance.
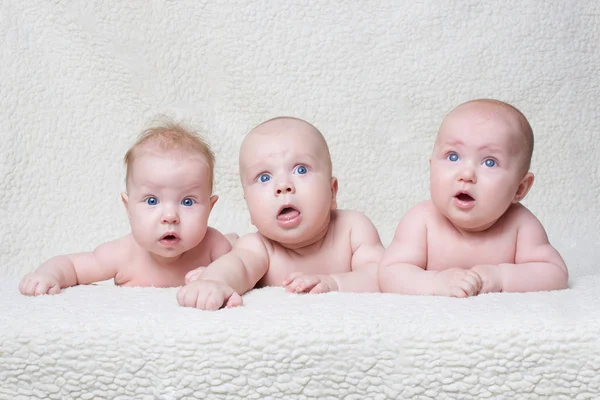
[19,273,62,296]
[184,266,207,284]
[177,280,243,310]
[433,268,482,298]
[471,264,503,294]
[283,273,339,294]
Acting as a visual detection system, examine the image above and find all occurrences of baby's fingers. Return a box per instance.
[34,280,53,296]
[286,276,320,293]
[47,283,61,295]
[224,292,243,308]
[455,279,479,297]
[203,290,227,311]
[19,278,38,296]
[450,286,469,298]
[185,267,206,284]
[18,276,31,295]
[462,273,482,294]
[282,272,305,286]
[177,285,201,308]
[309,281,331,294]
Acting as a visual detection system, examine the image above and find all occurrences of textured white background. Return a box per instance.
[1,1,598,278]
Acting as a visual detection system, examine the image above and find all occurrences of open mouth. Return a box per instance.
[160,233,180,241]
[277,205,300,221]
[455,192,474,202]
[279,207,297,216]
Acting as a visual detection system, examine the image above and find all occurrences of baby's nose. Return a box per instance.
[275,181,295,195]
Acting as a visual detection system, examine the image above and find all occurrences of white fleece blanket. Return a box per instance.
[1,277,599,399]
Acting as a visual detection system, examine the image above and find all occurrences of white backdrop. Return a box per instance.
[1,1,598,278]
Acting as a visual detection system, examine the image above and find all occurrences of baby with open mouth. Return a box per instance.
[179,116,385,310]
[19,120,233,296]
[379,99,568,297]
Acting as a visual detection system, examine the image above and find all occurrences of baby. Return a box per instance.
[379,99,568,297]
[178,117,384,309]
[19,121,232,296]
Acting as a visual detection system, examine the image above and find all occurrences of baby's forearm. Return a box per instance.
[379,263,437,295]
[330,267,380,293]
[200,254,258,295]
[35,255,79,288]
[499,262,568,292]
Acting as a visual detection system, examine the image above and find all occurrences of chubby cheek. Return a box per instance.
[246,189,274,215]
[128,211,145,230]
[129,216,154,245]
[429,175,448,200]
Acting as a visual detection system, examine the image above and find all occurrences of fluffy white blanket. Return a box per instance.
[1,277,598,399]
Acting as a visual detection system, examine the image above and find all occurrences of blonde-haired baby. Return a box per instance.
[19,120,232,295]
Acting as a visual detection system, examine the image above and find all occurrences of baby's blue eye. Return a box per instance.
[294,165,308,175]
[295,165,307,175]
[484,159,497,168]
[259,173,271,183]
[448,153,459,162]
[145,197,159,206]
[181,198,195,206]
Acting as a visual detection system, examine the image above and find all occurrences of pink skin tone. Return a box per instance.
[178,118,384,310]
[19,146,231,296]
[379,100,568,297]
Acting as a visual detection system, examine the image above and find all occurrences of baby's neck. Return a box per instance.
[147,250,185,267]
[447,216,503,237]
[277,217,332,255]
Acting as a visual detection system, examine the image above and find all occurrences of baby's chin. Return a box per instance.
[447,215,498,233]
[146,246,188,261]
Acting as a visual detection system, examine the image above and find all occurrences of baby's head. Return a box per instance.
[124,122,216,193]
[239,117,338,247]
[430,99,535,232]
[122,120,218,259]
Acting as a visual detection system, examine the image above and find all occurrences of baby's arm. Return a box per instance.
[378,203,481,297]
[474,210,568,293]
[283,212,384,294]
[184,228,233,284]
[177,233,269,310]
[331,212,384,292]
[19,240,121,296]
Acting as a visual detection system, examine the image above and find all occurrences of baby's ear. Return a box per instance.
[209,195,219,211]
[330,177,339,210]
[121,192,130,216]
[513,172,535,203]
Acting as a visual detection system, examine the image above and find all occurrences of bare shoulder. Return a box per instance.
[503,203,544,230]
[202,227,231,247]
[234,232,271,255]
[333,209,384,248]
[93,235,134,262]
[331,209,376,227]
[202,227,233,261]
[418,200,443,219]
[394,200,434,230]
[202,226,224,241]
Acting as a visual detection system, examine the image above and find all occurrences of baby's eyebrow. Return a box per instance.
[477,144,505,154]
[446,139,464,146]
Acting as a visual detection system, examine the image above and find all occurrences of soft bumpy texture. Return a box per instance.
[1,1,599,399]
[1,277,599,399]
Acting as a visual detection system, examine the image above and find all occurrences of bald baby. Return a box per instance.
[179,117,385,310]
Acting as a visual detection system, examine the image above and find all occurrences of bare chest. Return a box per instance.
[426,223,518,271]
[258,240,353,287]
[116,249,213,288]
